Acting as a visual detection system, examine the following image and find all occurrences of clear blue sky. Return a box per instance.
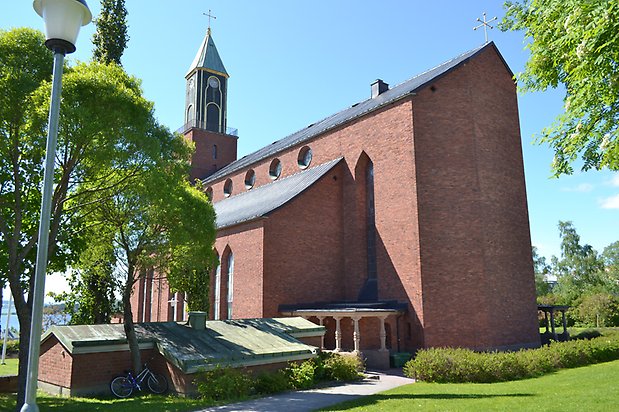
[2,0,618,277]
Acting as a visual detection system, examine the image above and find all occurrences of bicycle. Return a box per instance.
[110,363,169,398]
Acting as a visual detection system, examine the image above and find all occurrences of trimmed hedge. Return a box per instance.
[404,334,619,383]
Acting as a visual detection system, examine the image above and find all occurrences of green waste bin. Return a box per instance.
[390,352,412,368]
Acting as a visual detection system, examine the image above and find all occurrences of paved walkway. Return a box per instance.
[196,369,414,412]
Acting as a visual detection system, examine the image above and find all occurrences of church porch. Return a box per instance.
[280,305,406,369]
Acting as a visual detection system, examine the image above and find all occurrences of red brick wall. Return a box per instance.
[188,128,238,181]
[131,274,177,323]
[69,348,158,392]
[40,343,197,396]
[213,221,265,319]
[263,163,345,317]
[39,337,72,389]
[412,46,539,349]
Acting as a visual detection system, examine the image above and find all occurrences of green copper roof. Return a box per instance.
[42,317,324,373]
[187,29,229,78]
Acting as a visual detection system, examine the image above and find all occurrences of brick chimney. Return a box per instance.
[371,79,389,98]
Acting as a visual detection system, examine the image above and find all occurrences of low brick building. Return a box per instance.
[133,31,541,368]
[38,316,323,396]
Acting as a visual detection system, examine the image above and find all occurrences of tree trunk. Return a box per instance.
[14,294,31,412]
[122,278,142,374]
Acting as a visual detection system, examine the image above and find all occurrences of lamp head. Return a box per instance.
[33,0,92,54]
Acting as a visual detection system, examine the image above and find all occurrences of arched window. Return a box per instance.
[213,144,218,160]
[355,152,378,302]
[205,186,213,201]
[269,158,282,180]
[206,76,221,104]
[214,252,221,320]
[223,179,233,197]
[204,75,222,133]
[186,104,193,124]
[227,252,234,319]
[366,159,377,280]
[206,103,221,133]
[297,146,313,169]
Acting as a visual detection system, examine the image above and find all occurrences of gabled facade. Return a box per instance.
[135,40,541,368]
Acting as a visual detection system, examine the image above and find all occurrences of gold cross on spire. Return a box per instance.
[203,9,216,34]
[473,12,497,43]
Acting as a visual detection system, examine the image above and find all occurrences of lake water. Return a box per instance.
[1,300,20,334]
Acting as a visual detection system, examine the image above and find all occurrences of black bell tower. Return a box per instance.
[185,28,229,134]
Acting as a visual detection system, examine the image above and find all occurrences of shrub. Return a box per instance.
[404,333,619,383]
[4,340,19,355]
[285,359,317,389]
[322,352,363,381]
[253,369,290,395]
[194,365,252,402]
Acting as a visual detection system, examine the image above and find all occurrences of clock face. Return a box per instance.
[209,77,219,88]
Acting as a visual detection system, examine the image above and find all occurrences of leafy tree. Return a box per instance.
[92,0,129,65]
[78,161,217,373]
[0,28,180,407]
[501,0,619,175]
[551,221,606,303]
[575,293,619,327]
[602,241,619,292]
[50,229,118,325]
[532,246,552,297]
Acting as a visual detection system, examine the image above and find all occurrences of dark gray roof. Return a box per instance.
[213,157,342,229]
[203,42,505,184]
[187,29,228,77]
[279,300,409,313]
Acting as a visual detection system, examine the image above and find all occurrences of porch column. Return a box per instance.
[334,316,342,352]
[317,316,325,350]
[352,316,361,354]
[550,309,557,340]
[379,316,388,352]
[561,310,568,333]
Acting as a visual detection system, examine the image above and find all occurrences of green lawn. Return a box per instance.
[0,393,206,412]
[1,359,618,411]
[322,359,619,411]
[0,358,18,376]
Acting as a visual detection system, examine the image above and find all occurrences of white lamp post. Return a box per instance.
[23,2,91,411]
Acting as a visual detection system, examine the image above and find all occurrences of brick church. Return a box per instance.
[132,29,541,367]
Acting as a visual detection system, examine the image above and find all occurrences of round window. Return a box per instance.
[245,169,256,189]
[223,179,233,197]
[297,146,313,169]
[269,159,282,180]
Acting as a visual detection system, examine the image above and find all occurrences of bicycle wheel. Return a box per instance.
[147,373,168,394]
[110,376,133,398]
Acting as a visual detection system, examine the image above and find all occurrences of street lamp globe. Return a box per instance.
[33,0,92,54]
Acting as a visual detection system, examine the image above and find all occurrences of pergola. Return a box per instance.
[538,304,570,344]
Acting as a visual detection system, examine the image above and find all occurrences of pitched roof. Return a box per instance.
[213,157,342,229]
[42,317,324,373]
[203,42,506,184]
[143,318,318,373]
[186,29,229,78]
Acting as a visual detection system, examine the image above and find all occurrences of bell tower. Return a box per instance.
[183,27,237,181]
